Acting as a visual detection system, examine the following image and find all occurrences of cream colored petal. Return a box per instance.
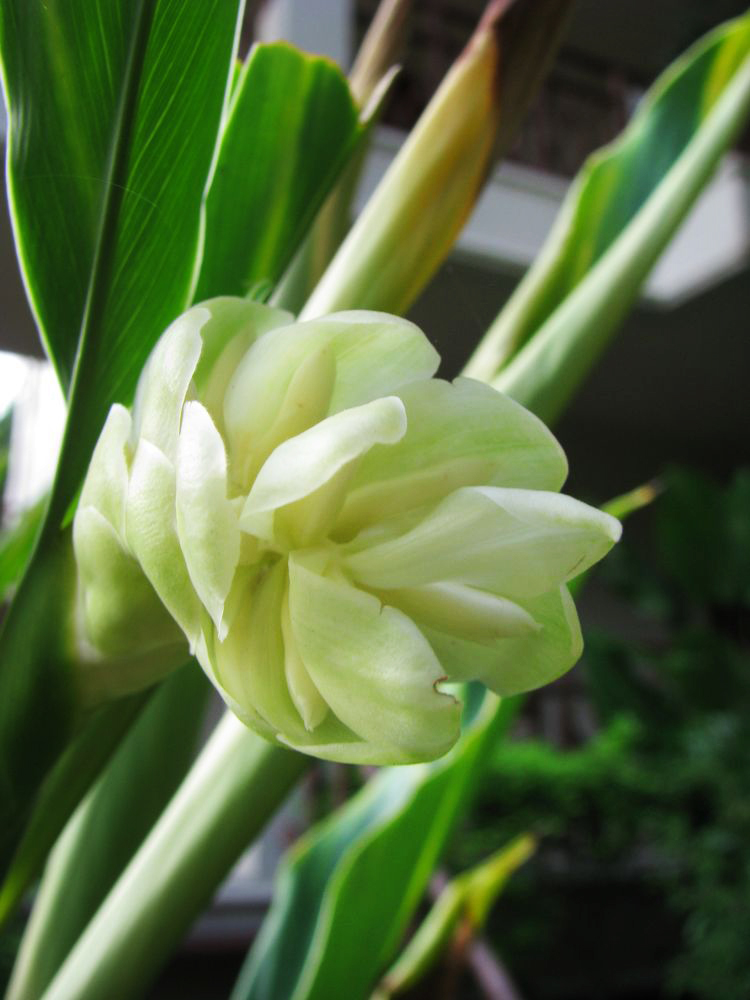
[175,402,240,638]
[240,396,407,544]
[74,506,183,657]
[125,438,202,646]
[131,306,206,461]
[424,586,583,696]
[287,552,460,762]
[77,403,132,539]
[345,485,621,598]
[336,377,568,537]
[191,297,293,434]
[223,310,438,462]
[210,560,303,738]
[280,587,328,731]
[375,581,539,641]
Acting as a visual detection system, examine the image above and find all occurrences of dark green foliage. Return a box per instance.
[452,467,750,999]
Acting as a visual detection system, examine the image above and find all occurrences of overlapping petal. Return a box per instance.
[344,485,621,597]
[335,377,568,537]
[175,401,239,638]
[287,553,460,763]
[240,396,407,545]
[223,311,438,465]
[125,439,202,646]
[131,307,205,460]
[77,403,132,537]
[422,586,583,697]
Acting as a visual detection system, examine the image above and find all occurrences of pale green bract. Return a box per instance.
[72,298,620,764]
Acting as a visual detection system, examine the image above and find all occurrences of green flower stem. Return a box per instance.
[39,714,308,1000]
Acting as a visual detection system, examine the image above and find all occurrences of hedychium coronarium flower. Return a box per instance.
[73,297,620,763]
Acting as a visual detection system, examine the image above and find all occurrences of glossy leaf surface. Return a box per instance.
[194,43,364,301]
[0,0,241,873]
[0,0,242,517]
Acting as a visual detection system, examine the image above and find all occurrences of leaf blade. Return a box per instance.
[233,696,518,1000]
[465,13,750,420]
[194,43,364,303]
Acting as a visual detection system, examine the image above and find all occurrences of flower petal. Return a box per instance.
[78,403,132,538]
[336,378,567,537]
[223,310,438,461]
[209,561,373,756]
[191,297,293,434]
[345,485,621,597]
[210,560,303,737]
[423,585,582,696]
[125,438,202,646]
[131,306,206,461]
[74,506,183,657]
[287,552,461,762]
[280,586,328,731]
[175,402,240,638]
[375,582,539,641]
[230,345,337,490]
[240,396,407,545]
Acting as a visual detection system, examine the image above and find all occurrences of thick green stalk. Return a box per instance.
[495,42,750,421]
[38,715,308,1000]
[6,664,208,1000]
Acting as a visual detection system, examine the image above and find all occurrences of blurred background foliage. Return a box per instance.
[442,466,750,999]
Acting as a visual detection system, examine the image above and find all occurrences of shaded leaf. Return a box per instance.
[376,833,535,999]
[0,688,150,928]
[0,500,45,602]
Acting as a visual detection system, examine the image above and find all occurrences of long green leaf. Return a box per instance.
[0,0,242,411]
[0,536,77,877]
[194,43,364,302]
[233,696,518,1000]
[0,0,242,873]
[465,13,750,421]
[0,500,45,602]
[6,663,209,1000]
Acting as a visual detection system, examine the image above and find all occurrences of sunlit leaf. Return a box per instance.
[466,13,750,422]
[194,43,364,302]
